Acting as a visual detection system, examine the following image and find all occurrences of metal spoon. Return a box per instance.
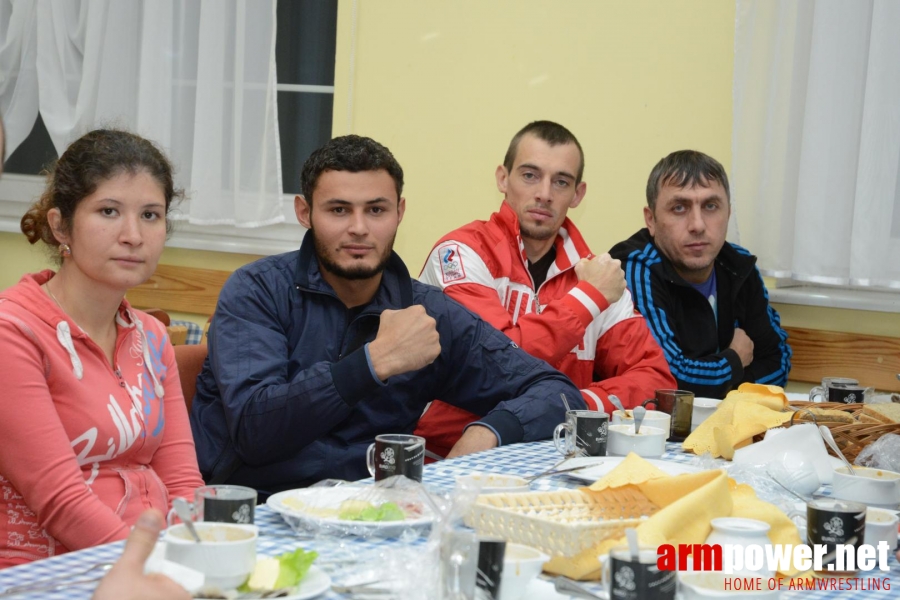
[632,406,647,435]
[172,497,202,543]
[608,394,625,413]
[560,393,571,412]
[818,425,855,475]
[553,576,605,599]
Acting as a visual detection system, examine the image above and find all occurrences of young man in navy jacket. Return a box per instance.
[190,135,582,494]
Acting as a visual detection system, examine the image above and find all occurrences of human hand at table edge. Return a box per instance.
[729,327,754,368]
[445,425,499,459]
[92,509,191,600]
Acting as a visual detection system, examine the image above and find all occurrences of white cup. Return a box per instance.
[832,466,900,509]
[865,507,899,549]
[611,409,671,435]
[499,543,549,600]
[607,424,666,458]
[690,398,722,432]
[164,522,257,590]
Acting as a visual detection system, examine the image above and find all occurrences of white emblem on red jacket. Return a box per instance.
[439,244,466,283]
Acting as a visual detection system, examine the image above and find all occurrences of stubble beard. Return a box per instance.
[311,226,395,281]
[519,223,556,242]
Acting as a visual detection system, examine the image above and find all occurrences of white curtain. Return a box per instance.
[0,0,283,227]
[732,0,900,289]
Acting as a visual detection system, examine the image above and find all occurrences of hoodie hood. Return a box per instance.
[0,270,164,397]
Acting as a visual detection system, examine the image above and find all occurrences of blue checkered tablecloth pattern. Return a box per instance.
[0,441,896,599]
[171,319,205,345]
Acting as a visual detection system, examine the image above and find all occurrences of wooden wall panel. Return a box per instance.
[127,264,231,316]
[785,326,900,392]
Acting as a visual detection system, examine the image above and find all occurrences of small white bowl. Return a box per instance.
[832,466,900,509]
[164,522,257,590]
[607,424,666,458]
[456,472,530,494]
[499,543,549,600]
[691,397,722,432]
[612,409,671,435]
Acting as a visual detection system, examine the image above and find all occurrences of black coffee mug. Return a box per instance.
[806,498,866,576]
[196,485,257,524]
[553,410,609,456]
[475,537,506,599]
[605,546,676,600]
[366,434,425,482]
[827,384,872,404]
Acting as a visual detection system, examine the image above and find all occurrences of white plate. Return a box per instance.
[560,456,704,484]
[267,487,433,535]
[196,565,331,600]
[275,566,331,600]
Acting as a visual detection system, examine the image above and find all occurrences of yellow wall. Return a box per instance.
[2,0,897,336]
[333,0,736,267]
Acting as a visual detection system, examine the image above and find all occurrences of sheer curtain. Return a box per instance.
[0,0,282,227]
[732,0,900,289]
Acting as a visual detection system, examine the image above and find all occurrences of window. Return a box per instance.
[0,0,339,253]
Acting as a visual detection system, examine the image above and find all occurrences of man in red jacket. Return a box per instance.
[415,121,675,456]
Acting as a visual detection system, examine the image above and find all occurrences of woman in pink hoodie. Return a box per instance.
[0,129,204,568]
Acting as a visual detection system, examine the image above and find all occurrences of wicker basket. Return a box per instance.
[785,401,900,462]
[464,487,658,557]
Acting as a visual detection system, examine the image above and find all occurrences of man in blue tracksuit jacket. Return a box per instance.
[190,135,582,494]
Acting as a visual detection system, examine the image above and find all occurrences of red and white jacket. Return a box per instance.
[414,203,675,455]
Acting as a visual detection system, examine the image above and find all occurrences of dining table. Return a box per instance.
[0,440,897,599]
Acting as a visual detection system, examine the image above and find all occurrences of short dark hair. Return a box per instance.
[503,121,585,183]
[300,135,404,204]
[646,150,730,210]
[20,129,182,261]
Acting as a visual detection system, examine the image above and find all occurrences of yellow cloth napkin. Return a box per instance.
[683,383,792,459]
[544,453,803,580]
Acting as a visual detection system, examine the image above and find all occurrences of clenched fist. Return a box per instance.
[574,253,626,304]
[368,305,441,380]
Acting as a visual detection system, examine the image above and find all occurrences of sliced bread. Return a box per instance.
[860,403,900,425]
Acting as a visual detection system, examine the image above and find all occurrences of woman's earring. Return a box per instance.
[59,243,72,258]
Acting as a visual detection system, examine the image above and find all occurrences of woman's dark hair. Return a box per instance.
[20,129,183,257]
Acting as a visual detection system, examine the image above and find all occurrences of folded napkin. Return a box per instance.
[683,383,792,459]
[544,453,803,580]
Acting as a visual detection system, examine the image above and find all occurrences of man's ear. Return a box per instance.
[643,206,656,236]
[570,181,587,209]
[495,165,509,195]
[47,208,69,245]
[397,197,406,224]
[295,195,312,229]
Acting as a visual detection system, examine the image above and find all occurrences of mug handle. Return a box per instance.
[552,423,570,456]
[809,386,825,402]
[366,443,377,477]
[641,399,659,409]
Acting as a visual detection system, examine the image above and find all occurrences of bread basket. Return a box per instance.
[464,487,658,557]
[786,401,900,462]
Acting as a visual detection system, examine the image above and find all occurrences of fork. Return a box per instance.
[0,562,114,596]
[524,452,591,482]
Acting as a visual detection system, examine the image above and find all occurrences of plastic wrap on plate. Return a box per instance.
[293,478,483,600]
[266,476,440,538]
[854,433,900,471]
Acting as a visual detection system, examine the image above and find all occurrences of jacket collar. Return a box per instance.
[293,231,414,309]
[495,202,594,274]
